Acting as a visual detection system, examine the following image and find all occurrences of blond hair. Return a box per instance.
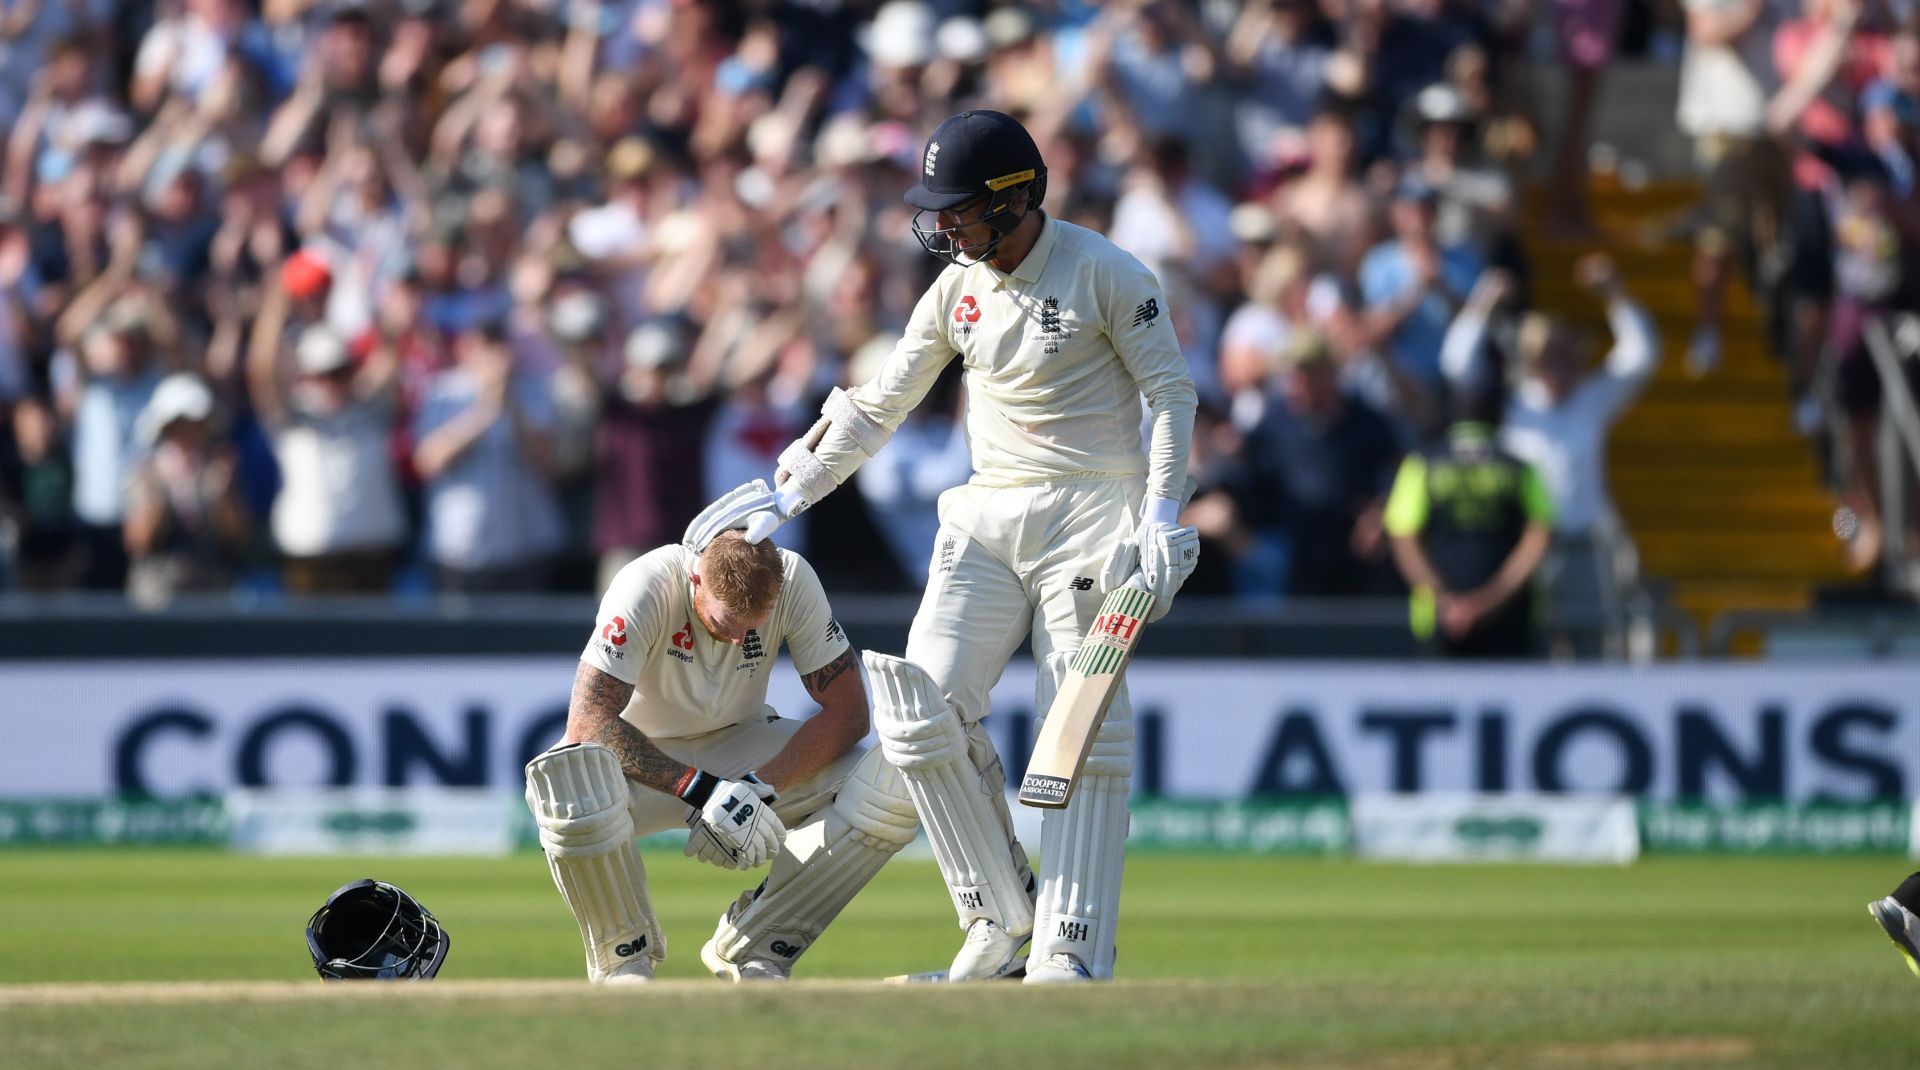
[697,531,784,618]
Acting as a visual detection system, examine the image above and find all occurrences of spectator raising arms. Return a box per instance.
[1442,255,1660,657]
[412,319,563,594]
[248,279,405,595]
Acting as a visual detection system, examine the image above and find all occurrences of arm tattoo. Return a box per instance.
[568,661,687,794]
[801,647,858,702]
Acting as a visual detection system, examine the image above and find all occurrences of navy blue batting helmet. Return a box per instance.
[306,879,450,980]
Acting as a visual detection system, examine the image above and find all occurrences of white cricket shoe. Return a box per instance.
[700,934,791,982]
[597,957,654,985]
[1022,952,1093,984]
[1869,895,1920,980]
[947,918,1030,981]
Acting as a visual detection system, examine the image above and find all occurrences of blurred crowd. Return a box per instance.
[1670,0,1920,573]
[0,0,1912,653]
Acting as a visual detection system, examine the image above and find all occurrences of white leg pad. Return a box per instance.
[525,742,665,981]
[865,651,1035,937]
[1030,654,1132,978]
[708,748,919,969]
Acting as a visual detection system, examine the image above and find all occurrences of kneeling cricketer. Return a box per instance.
[524,489,918,982]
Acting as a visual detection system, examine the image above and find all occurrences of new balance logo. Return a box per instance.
[1068,576,1093,591]
[1131,297,1159,328]
[615,935,649,957]
[769,940,804,959]
[1057,921,1089,943]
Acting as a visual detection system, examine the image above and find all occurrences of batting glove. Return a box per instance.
[678,771,784,870]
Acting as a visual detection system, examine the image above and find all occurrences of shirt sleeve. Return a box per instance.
[1098,248,1197,503]
[1583,296,1660,421]
[815,280,962,483]
[1382,455,1430,537]
[580,552,671,685]
[774,553,850,677]
[1439,306,1496,394]
[1519,464,1556,526]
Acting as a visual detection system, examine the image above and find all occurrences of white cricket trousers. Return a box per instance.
[908,475,1143,727]
[905,475,1141,920]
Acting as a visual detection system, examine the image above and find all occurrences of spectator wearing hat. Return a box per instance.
[1358,173,1485,404]
[585,317,723,595]
[1441,255,1659,657]
[123,372,251,606]
[1222,330,1402,598]
[412,320,563,593]
[250,310,406,594]
[1409,83,1521,287]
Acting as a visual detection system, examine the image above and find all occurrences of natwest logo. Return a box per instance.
[953,296,981,323]
[601,616,628,647]
[671,622,696,651]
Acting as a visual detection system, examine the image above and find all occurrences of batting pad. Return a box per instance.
[708,748,919,970]
[866,651,1036,937]
[1031,655,1132,978]
[524,743,665,981]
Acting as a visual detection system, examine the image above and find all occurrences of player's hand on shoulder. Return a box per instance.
[684,775,784,870]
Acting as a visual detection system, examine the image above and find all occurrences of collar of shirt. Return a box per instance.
[993,212,1059,288]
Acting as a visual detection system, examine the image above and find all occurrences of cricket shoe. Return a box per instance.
[699,892,793,982]
[700,936,791,982]
[1022,952,1093,984]
[1869,892,1920,980]
[947,918,1031,981]
[597,958,655,985]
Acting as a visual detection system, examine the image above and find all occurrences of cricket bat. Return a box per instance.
[1017,583,1156,809]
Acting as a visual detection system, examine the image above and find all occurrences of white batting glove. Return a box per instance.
[684,481,777,550]
[1097,497,1199,622]
[740,481,808,545]
[677,771,784,870]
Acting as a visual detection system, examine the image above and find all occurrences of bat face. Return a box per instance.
[1019,586,1156,808]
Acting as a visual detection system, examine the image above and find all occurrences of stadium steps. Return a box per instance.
[1521,181,1853,645]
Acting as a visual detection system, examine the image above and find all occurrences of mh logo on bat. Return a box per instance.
[1094,612,1140,641]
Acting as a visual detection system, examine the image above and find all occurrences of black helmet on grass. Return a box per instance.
[907,110,1047,267]
[306,879,450,980]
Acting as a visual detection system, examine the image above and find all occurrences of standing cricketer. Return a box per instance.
[700,110,1200,982]
[523,497,919,983]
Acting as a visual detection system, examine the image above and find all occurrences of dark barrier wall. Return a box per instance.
[0,595,1418,661]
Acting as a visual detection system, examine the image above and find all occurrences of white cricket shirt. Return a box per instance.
[820,215,1197,502]
[581,545,849,740]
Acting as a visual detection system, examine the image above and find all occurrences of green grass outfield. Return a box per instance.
[2,850,1915,1069]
